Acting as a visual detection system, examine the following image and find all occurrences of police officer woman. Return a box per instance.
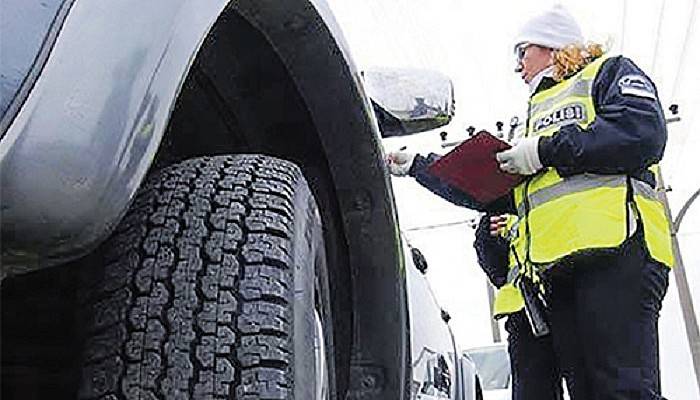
[495,5,673,399]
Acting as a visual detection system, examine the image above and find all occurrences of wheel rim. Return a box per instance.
[313,307,329,399]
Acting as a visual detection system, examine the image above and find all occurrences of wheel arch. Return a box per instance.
[1,0,408,397]
[158,2,410,399]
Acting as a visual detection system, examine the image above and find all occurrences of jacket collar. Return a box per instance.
[529,66,555,94]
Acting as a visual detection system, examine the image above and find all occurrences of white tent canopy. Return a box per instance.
[328,1,700,398]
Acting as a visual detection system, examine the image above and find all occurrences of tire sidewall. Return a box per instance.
[291,180,326,400]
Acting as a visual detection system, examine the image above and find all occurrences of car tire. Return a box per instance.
[77,154,333,400]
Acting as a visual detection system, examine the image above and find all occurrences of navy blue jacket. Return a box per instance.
[407,55,667,288]
[538,56,667,187]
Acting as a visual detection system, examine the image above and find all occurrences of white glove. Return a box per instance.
[496,136,542,175]
[386,150,416,176]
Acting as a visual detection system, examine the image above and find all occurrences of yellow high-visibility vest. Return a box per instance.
[493,215,525,319]
[493,56,674,319]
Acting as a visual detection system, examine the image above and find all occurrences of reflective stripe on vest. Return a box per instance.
[516,174,626,216]
[515,175,661,216]
[529,79,591,124]
[511,56,674,268]
[507,265,519,283]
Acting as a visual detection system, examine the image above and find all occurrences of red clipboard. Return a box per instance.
[427,131,523,204]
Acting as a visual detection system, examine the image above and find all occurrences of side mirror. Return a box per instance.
[363,68,455,137]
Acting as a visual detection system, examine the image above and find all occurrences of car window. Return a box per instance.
[466,347,511,390]
[1,0,68,120]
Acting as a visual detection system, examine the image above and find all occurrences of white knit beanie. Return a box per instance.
[514,4,584,53]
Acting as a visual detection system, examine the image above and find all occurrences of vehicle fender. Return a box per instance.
[0,0,230,270]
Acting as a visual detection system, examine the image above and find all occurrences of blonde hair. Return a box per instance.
[552,43,606,81]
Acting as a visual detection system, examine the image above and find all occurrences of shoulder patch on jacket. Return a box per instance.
[618,74,656,99]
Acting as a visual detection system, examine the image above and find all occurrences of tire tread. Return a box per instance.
[78,155,307,400]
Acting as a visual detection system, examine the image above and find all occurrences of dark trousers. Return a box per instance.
[506,311,564,400]
[544,231,670,400]
[506,232,670,399]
